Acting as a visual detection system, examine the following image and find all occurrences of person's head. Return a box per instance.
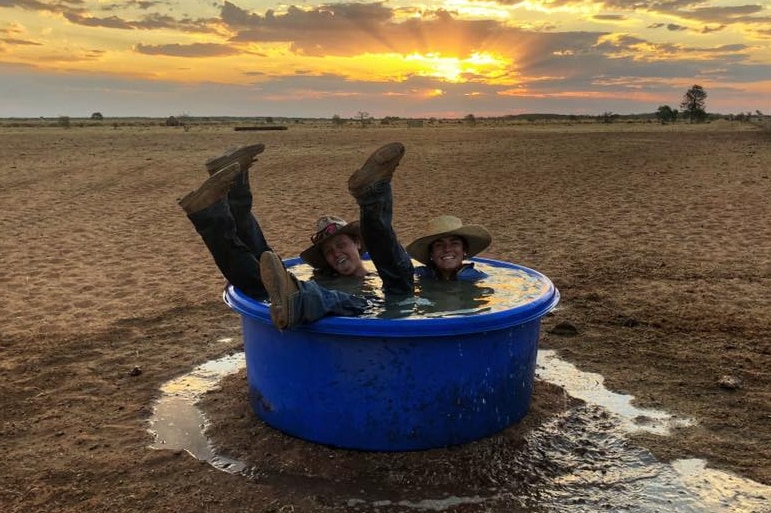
[406,215,492,279]
[300,216,368,277]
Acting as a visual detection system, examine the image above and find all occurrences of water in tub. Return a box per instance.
[300,259,553,319]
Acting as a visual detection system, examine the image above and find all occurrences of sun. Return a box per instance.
[404,51,511,83]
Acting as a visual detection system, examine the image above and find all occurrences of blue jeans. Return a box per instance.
[186,172,369,324]
[356,182,415,296]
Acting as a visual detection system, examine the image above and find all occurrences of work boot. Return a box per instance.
[260,251,300,330]
[179,161,242,214]
[348,142,405,198]
[205,143,265,175]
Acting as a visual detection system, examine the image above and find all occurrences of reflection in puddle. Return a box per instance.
[536,350,695,435]
[148,348,769,512]
[148,344,246,472]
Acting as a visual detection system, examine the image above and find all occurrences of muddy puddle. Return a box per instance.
[148,346,769,512]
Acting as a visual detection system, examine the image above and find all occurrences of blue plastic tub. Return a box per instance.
[224,257,559,451]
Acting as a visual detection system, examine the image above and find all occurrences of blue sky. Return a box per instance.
[1,0,769,118]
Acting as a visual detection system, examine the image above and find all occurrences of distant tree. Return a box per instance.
[464,113,476,126]
[165,116,180,127]
[655,105,678,124]
[356,111,371,128]
[332,114,345,127]
[680,85,707,123]
[58,116,71,129]
[265,116,274,124]
[599,112,617,124]
[91,112,103,120]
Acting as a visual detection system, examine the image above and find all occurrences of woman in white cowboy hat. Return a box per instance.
[406,215,492,281]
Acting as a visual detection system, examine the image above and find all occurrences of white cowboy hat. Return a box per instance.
[406,215,491,266]
[299,215,363,270]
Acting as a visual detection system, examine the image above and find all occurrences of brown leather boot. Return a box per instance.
[259,251,300,330]
[205,143,265,175]
[348,142,405,198]
[179,161,242,214]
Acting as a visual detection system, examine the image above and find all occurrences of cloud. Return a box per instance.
[63,12,136,30]
[102,1,165,11]
[0,23,41,45]
[1,37,43,45]
[593,14,627,21]
[134,42,239,57]
[62,10,220,33]
[223,3,508,58]
[701,24,726,34]
[0,0,60,11]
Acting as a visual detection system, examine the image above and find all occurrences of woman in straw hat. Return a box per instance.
[406,215,492,281]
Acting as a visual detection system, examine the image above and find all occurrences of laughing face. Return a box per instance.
[321,234,367,277]
[429,235,467,279]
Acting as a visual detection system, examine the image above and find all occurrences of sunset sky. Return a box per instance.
[1,0,770,118]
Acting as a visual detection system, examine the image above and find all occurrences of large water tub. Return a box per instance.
[224,256,559,451]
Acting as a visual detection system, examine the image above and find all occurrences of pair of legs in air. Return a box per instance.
[179,142,413,329]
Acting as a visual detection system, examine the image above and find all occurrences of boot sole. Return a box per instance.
[348,142,405,196]
[179,161,242,213]
[205,143,266,175]
[260,252,292,329]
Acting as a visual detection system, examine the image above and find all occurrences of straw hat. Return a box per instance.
[299,215,362,270]
[406,215,491,265]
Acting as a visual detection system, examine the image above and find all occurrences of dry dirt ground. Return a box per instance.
[1,121,769,512]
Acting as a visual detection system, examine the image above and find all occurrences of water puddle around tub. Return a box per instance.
[148,344,246,473]
[148,349,769,512]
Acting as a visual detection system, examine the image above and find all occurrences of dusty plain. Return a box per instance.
[0,120,769,512]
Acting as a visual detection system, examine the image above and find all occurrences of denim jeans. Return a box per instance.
[356,181,415,296]
[186,171,369,324]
